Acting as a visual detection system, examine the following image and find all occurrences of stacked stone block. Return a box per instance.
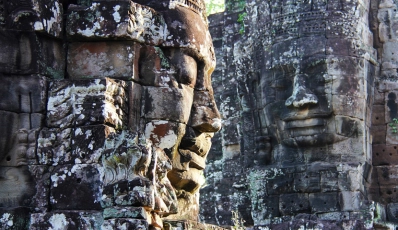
[201,0,398,228]
[200,2,255,226]
[7,0,398,229]
[0,0,224,229]
[0,0,64,228]
[369,0,398,224]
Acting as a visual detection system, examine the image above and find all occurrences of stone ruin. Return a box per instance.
[202,0,398,229]
[2,0,398,229]
[0,0,222,229]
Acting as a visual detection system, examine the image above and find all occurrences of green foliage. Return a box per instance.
[205,0,225,15]
[237,12,247,35]
[390,118,398,134]
[231,210,245,230]
[237,12,246,23]
[154,47,170,69]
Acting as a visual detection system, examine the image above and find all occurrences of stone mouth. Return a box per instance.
[178,149,206,170]
[169,132,213,192]
[284,118,328,138]
[179,132,213,158]
[285,118,326,129]
[282,112,332,122]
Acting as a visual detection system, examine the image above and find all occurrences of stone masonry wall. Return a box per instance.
[201,0,398,229]
[0,0,225,229]
[4,0,398,229]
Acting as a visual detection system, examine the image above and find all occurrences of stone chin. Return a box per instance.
[168,134,211,194]
[167,167,205,194]
[281,133,348,147]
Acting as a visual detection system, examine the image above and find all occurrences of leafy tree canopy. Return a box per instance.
[205,0,225,15]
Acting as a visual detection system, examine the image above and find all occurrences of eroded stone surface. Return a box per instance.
[0,1,221,229]
[5,0,398,229]
[200,0,398,228]
[67,1,167,45]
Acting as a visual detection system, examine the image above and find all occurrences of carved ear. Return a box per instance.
[255,135,272,166]
[255,135,272,149]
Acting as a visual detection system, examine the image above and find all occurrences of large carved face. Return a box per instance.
[34,0,220,221]
[261,57,368,147]
[136,1,221,194]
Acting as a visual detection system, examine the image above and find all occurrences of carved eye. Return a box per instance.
[311,74,330,94]
[272,78,293,100]
[168,51,198,88]
[272,78,292,90]
[177,55,197,88]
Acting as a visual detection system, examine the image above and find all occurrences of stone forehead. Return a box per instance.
[66,0,213,63]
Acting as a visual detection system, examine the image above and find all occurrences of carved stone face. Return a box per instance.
[0,0,219,225]
[262,58,367,147]
[137,1,221,194]
[143,48,221,193]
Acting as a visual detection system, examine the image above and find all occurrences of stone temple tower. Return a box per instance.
[202,0,398,228]
[3,0,398,229]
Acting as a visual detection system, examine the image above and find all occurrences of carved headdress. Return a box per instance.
[169,0,206,14]
[134,0,208,23]
[169,0,208,23]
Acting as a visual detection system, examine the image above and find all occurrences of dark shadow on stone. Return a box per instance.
[388,92,398,119]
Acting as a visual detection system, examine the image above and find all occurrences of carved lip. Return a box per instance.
[286,118,326,129]
[178,133,213,170]
[179,149,206,170]
[282,112,332,122]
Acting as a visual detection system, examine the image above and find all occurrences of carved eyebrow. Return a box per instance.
[271,78,292,87]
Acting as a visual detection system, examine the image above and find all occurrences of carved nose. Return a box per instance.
[190,91,222,133]
[285,74,318,107]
